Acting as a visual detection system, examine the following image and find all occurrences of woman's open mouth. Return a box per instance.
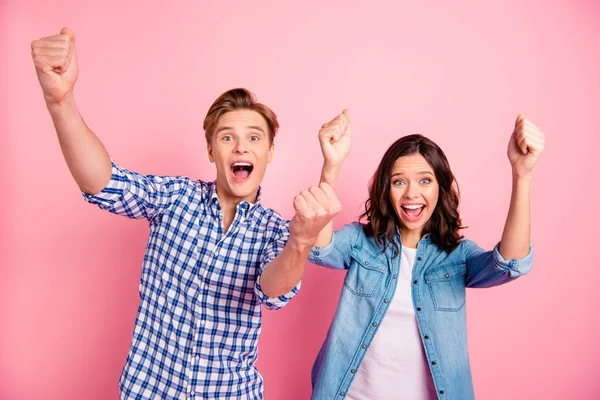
[401,204,425,222]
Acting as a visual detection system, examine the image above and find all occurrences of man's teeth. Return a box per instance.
[233,162,252,167]
[403,205,424,209]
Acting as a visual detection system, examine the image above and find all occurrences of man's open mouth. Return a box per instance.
[230,161,254,182]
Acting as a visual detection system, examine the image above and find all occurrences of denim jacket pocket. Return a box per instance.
[424,261,467,312]
[344,249,385,297]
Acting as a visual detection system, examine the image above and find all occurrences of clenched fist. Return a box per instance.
[290,182,341,247]
[508,114,546,177]
[319,110,352,168]
[31,27,78,104]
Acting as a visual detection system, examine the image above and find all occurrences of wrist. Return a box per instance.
[321,163,341,185]
[512,170,533,181]
[287,234,317,254]
[45,92,75,111]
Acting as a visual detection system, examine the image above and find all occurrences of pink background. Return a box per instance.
[2,1,599,399]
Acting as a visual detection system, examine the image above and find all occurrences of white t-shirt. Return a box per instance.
[346,247,437,400]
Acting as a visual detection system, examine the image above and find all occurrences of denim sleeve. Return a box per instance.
[308,222,362,270]
[82,160,192,221]
[463,239,534,288]
[254,219,301,311]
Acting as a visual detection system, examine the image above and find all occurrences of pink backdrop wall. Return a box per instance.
[2,1,599,399]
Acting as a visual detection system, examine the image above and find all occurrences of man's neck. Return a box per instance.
[215,183,258,233]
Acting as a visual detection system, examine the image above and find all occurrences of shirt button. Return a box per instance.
[364,261,369,265]
[445,273,449,278]
[200,320,206,325]
[196,355,200,361]
[362,344,367,349]
[393,274,397,279]
[413,280,418,284]
[432,361,437,365]
[384,299,389,303]
[440,390,445,395]
[340,392,345,396]
[191,391,195,396]
[424,335,429,339]
[417,257,422,261]
[417,307,422,311]
[351,369,356,373]
[372,322,377,327]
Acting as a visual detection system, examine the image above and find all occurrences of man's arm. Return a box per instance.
[32,27,111,194]
[258,182,341,298]
[257,110,351,299]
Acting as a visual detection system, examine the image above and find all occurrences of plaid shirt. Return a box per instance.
[83,161,300,399]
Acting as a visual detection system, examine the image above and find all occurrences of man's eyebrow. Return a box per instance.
[215,126,266,134]
[246,126,265,133]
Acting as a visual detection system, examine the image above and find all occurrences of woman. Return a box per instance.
[309,111,545,399]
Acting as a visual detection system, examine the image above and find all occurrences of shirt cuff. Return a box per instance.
[254,275,301,311]
[309,235,336,264]
[81,161,126,205]
[492,242,534,273]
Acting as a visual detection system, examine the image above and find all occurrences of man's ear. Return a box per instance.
[207,141,215,163]
[267,142,274,163]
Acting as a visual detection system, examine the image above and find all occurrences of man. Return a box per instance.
[31,27,340,399]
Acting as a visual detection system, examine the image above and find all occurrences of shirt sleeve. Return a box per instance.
[82,160,192,221]
[308,222,362,270]
[254,219,301,311]
[464,239,534,288]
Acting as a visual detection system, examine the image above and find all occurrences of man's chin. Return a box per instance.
[226,182,259,201]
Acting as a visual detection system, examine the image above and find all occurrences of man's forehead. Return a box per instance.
[216,110,268,131]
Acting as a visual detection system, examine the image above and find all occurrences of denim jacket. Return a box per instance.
[308,222,533,400]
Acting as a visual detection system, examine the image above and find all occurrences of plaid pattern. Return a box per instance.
[83,161,299,399]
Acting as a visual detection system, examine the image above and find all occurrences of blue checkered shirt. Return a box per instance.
[83,161,300,399]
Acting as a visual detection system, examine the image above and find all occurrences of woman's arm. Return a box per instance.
[499,113,546,259]
[314,110,352,248]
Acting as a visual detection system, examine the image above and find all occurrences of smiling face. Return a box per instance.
[207,109,274,205]
[388,153,440,245]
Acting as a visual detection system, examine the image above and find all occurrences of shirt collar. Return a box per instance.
[392,227,433,245]
[207,181,262,218]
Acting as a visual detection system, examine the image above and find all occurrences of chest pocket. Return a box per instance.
[424,262,467,312]
[344,249,385,297]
